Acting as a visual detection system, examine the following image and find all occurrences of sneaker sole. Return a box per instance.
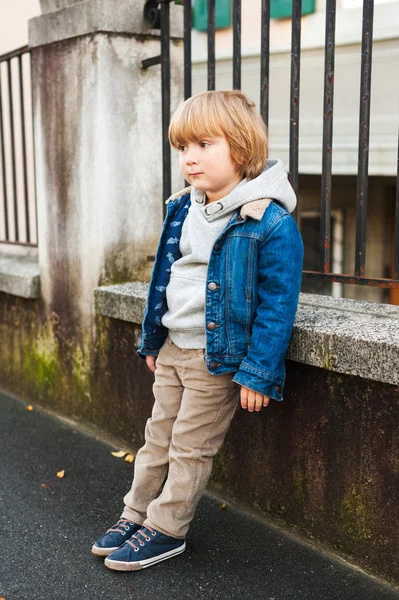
[91,544,120,557]
[104,542,186,571]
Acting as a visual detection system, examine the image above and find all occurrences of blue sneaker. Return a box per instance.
[104,525,186,571]
[92,519,142,557]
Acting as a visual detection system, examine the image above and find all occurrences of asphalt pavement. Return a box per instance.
[1,389,398,600]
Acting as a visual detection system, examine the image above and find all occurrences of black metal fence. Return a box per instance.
[0,45,37,247]
[144,0,399,290]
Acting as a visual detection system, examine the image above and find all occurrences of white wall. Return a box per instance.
[0,0,41,55]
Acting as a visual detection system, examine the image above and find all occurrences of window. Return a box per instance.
[270,0,315,19]
[191,0,232,31]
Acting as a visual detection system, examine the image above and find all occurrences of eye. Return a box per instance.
[199,141,210,148]
[177,144,186,152]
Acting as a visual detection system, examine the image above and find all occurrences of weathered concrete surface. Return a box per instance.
[0,291,92,420]
[290,296,399,385]
[94,284,399,387]
[297,292,399,319]
[2,289,399,583]
[94,281,147,324]
[30,0,183,48]
[212,361,399,585]
[39,0,86,14]
[32,32,182,335]
[25,16,184,437]
[0,254,40,298]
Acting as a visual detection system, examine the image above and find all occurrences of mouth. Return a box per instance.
[189,172,203,176]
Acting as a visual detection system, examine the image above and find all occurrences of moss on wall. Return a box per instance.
[339,485,373,554]
[0,294,91,420]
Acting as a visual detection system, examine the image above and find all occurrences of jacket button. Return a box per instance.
[208,282,217,291]
[207,322,217,330]
[214,243,222,251]
[209,361,218,370]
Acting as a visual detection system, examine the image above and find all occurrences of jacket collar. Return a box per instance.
[165,186,272,221]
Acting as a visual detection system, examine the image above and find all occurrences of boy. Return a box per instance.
[92,90,304,571]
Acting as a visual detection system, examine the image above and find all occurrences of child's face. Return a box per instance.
[178,136,242,202]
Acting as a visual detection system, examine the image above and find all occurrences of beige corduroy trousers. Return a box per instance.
[121,335,240,539]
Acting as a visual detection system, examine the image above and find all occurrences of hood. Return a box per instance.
[191,159,296,223]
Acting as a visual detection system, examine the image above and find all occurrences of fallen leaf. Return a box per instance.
[25,405,34,411]
[124,454,135,463]
[219,503,227,510]
[56,470,65,478]
[41,483,49,489]
[111,450,128,458]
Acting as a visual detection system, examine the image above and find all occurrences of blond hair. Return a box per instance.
[169,90,268,180]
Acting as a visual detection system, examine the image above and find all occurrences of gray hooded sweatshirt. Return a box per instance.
[161,158,297,349]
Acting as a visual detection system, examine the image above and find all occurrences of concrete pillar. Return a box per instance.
[29,0,184,339]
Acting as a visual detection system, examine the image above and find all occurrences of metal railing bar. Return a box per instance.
[232,0,241,90]
[160,0,171,215]
[0,45,29,63]
[289,0,302,206]
[18,54,30,244]
[29,52,38,247]
[184,0,192,99]
[394,131,399,279]
[207,0,216,90]
[320,0,336,273]
[355,0,374,276]
[260,0,270,128]
[302,271,399,288]
[7,59,19,241]
[0,66,9,240]
[142,55,161,69]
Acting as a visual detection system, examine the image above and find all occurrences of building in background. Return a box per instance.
[190,0,399,304]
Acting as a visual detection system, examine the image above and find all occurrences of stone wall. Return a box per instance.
[1,284,399,584]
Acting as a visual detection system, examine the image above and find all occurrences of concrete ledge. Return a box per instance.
[29,0,183,48]
[0,255,40,299]
[94,282,148,325]
[290,295,399,386]
[94,283,399,387]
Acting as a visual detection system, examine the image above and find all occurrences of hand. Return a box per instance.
[240,386,270,412]
[145,355,157,372]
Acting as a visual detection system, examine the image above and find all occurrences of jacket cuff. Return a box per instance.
[137,332,167,358]
[232,364,284,402]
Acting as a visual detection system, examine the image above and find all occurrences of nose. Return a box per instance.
[184,147,198,165]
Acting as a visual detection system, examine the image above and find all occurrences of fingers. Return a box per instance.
[250,391,264,412]
[240,386,270,411]
[145,355,157,372]
[240,386,248,409]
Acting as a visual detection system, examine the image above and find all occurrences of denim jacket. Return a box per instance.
[138,192,304,401]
